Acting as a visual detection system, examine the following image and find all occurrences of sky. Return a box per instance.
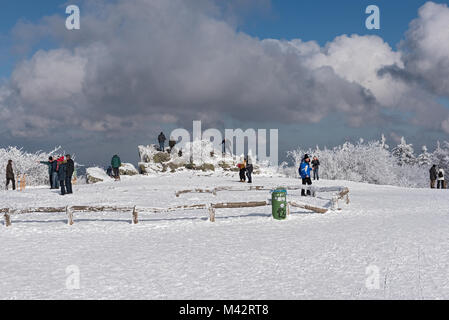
[0,0,449,166]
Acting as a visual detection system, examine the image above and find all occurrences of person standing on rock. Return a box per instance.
[300,154,313,196]
[6,160,15,190]
[430,165,437,189]
[158,132,166,152]
[111,154,122,181]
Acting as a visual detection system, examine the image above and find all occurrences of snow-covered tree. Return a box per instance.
[433,141,449,170]
[380,134,389,150]
[288,137,427,188]
[416,145,433,167]
[0,146,63,190]
[392,137,416,166]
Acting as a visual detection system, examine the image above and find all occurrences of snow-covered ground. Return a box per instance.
[1,173,448,300]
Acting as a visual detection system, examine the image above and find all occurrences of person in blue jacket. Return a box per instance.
[299,154,313,196]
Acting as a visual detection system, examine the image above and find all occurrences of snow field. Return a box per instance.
[1,173,449,299]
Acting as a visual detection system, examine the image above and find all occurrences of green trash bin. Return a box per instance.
[271,188,287,220]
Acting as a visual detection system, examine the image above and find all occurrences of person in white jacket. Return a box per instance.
[437,168,445,189]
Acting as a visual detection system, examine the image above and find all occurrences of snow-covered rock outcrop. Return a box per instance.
[119,163,139,176]
[86,167,113,184]
[138,140,279,176]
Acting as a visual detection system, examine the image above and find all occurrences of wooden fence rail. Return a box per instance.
[1,196,335,227]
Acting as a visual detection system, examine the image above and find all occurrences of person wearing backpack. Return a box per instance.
[111,154,122,181]
[299,154,313,196]
[437,168,445,189]
[237,157,246,182]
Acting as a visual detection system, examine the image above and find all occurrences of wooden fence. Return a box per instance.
[1,186,349,227]
[0,197,338,227]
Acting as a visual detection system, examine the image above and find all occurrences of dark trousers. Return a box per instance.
[113,167,120,179]
[302,177,312,196]
[60,180,66,195]
[239,169,246,181]
[431,180,436,189]
[49,174,53,189]
[65,175,73,194]
[6,178,15,190]
[246,165,253,183]
[313,167,319,180]
[437,180,445,189]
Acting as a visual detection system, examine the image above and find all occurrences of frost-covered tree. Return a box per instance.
[380,134,389,150]
[0,146,63,190]
[433,141,449,170]
[392,137,416,166]
[416,146,433,167]
[288,138,427,188]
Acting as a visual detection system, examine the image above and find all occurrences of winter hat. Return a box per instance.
[304,154,310,160]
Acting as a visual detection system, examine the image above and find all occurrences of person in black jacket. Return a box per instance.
[6,160,15,190]
[245,155,253,184]
[430,165,437,189]
[158,132,166,151]
[312,156,320,181]
[65,154,75,194]
[56,157,67,195]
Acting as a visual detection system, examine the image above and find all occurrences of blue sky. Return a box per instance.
[1,0,449,165]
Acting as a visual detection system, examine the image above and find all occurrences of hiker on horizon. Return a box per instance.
[437,168,445,189]
[300,154,313,197]
[6,160,15,190]
[56,156,67,196]
[111,154,122,181]
[245,155,253,184]
[65,154,75,194]
[38,156,55,189]
[158,132,166,152]
[312,156,320,181]
[430,165,437,189]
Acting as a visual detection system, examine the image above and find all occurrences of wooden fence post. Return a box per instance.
[331,196,339,211]
[66,206,74,226]
[208,206,216,222]
[132,206,139,225]
[4,210,11,227]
